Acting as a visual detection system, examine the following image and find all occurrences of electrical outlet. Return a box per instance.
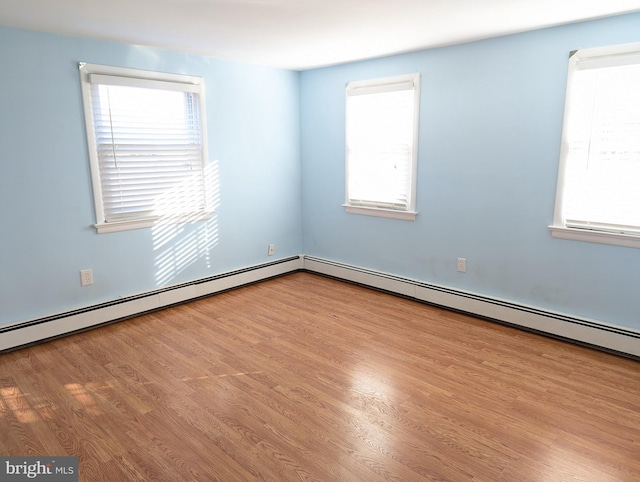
[80,269,93,286]
[457,258,466,273]
[268,244,275,256]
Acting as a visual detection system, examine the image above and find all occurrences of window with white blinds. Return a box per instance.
[550,43,640,248]
[344,74,420,221]
[79,63,211,234]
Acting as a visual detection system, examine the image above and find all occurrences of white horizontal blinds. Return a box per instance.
[346,79,416,210]
[90,78,205,223]
[562,55,640,233]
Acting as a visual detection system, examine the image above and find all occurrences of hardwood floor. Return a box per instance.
[1,272,639,481]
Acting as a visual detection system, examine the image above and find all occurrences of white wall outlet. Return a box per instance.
[268,244,275,256]
[457,258,467,273]
[80,269,93,286]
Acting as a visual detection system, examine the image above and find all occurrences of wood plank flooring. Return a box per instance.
[1,272,639,481]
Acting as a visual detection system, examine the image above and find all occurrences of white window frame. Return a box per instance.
[549,43,640,249]
[79,62,212,234]
[344,73,420,221]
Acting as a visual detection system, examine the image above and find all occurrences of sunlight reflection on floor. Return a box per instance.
[0,386,39,424]
[65,383,103,417]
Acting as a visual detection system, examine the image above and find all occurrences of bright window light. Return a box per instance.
[344,74,420,221]
[551,43,640,247]
[80,63,211,234]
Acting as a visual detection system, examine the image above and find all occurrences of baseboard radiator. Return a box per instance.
[0,256,303,352]
[302,256,640,359]
[2,254,639,359]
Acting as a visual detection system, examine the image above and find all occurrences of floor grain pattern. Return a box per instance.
[1,272,639,481]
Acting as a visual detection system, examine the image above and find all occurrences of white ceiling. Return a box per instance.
[2,0,640,70]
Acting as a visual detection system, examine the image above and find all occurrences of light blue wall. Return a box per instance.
[2,13,640,333]
[0,27,302,326]
[300,13,640,329]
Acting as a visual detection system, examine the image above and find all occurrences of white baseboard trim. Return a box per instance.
[302,256,640,358]
[0,256,303,352]
[3,253,639,359]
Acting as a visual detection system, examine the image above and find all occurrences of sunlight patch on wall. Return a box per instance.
[153,160,221,286]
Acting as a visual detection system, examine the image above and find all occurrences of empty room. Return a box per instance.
[1,0,640,480]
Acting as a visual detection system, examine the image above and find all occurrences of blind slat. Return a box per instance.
[89,73,201,93]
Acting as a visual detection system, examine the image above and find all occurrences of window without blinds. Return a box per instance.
[80,63,211,234]
[344,74,420,221]
[551,43,640,247]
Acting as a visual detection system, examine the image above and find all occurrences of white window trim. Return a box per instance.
[548,225,640,249]
[549,42,640,248]
[342,204,417,221]
[344,73,420,221]
[79,62,212,234]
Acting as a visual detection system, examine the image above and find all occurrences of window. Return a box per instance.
[344,73,420,221]
[79,63,211,234]
[550,43,640,248]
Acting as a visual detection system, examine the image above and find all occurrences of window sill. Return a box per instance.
[95,212,213,234]
[343,204,417,221]
[548,225,640,249]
